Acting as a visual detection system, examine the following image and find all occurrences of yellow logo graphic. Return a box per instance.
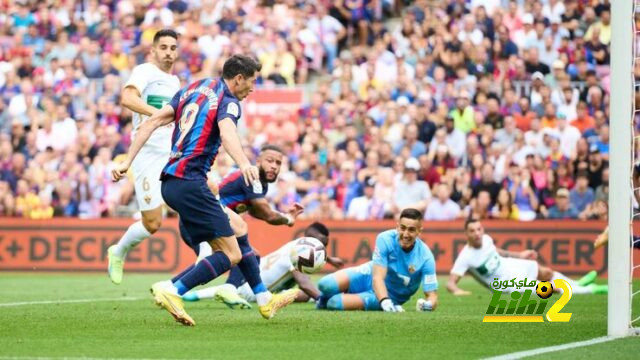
[482,279,572,323]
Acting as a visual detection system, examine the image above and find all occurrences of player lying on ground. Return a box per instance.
[183,222,340,305]
[112,55,297,326]
[107,29,203,285]
[316,208,439,312]
[447,218,607,296]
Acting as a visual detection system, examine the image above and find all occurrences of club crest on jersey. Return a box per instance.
[408,265,416,274]
[144,195,151,204]
[252,180,263,194]
[236,203,248,213]
[226,102,239,117]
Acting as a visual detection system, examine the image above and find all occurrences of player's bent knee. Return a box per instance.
[226,246,242,265]
[142,217,162,234]
[318,275,339,296]
[326,294,344,310]
[214,236,242,265]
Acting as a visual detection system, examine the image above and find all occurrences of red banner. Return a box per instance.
[0,218,634,277]
[242,87,303,127]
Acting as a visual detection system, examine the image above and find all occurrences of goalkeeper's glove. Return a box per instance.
[380,298,399,312]
[416,298,434,312]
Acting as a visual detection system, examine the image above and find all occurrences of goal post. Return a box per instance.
[609,0,633,338]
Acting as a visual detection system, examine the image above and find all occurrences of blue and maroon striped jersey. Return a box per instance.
[219,169,268,213]
[161,78,242,180]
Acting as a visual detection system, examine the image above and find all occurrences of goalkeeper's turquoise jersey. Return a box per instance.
[372,229,438,304]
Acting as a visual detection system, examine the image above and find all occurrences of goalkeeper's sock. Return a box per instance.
[174,251,231,295]
[551,271,591,294]
[113,221,151,258]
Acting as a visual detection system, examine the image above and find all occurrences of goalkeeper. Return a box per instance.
[316,208,438,312]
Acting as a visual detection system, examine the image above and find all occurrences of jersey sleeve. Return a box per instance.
[372,232,391,268]
[239,177,266,201]
[217,97,241,124]
[124,64,150,95]
[421,256,438,292]
[450,249,469,277]
[168,88,183,111]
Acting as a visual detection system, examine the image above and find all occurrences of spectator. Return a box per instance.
[347,177,385,220]
[545,188,579,219]
[425,182,461,221]
[450,90,476,134]
[393,157,431,214]
[570,172,595,213]
[491,188,519,220]
[394,123,427,158]
[471,163,501,204]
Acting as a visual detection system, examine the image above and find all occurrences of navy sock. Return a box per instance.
[171,264,194,284]
[235,235,266,294]
[174,251,231,295]
[226,265,247,287]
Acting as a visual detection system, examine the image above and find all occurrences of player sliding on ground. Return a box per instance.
[447,218,607,296]
[112,55,297,326]
[183,222,336,305]
[316,208,439,312]
[107,29,198,285]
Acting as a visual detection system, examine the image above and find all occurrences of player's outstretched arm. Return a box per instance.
[373,264,401,312]
[248,198,303,226]
[121,86,158,117]
[219,118,258,186]
[326,256,345,269]
[291,269,321,300]
[446,274,472,296]
[112,105,175,181]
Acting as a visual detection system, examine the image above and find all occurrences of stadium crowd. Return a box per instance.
[0,0,613,221]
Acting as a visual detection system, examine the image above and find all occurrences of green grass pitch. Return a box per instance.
[0,273,638,359]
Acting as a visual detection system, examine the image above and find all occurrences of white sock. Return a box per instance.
[113,221,151,258]
[196,242,213,263]
[194,285,222,300]
[551,272,591,294]
[255,291,272,307]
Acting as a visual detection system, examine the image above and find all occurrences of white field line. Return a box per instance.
[0,357,183,360]
[0,297,143,307]
[482,336,621,360]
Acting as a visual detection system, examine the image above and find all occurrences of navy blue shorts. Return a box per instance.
[161,176,234,248]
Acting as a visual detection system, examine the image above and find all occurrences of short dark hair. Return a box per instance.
[260,144,284,154]
[465,217,480,229]
[399,208,422,221]
[222,54,262,79]
[305,222,329,237]
[153,29,178,44]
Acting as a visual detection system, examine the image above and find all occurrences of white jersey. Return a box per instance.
[259,239,303,293]
[450,234,538,290]
[124,62,180,151]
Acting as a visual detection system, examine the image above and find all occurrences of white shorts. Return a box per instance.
[131,146,170,212]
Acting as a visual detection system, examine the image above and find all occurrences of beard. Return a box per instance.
[259,167,277,183]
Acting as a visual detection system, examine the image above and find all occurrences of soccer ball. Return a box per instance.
[536,281,554,299]
[290,237,327,274]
